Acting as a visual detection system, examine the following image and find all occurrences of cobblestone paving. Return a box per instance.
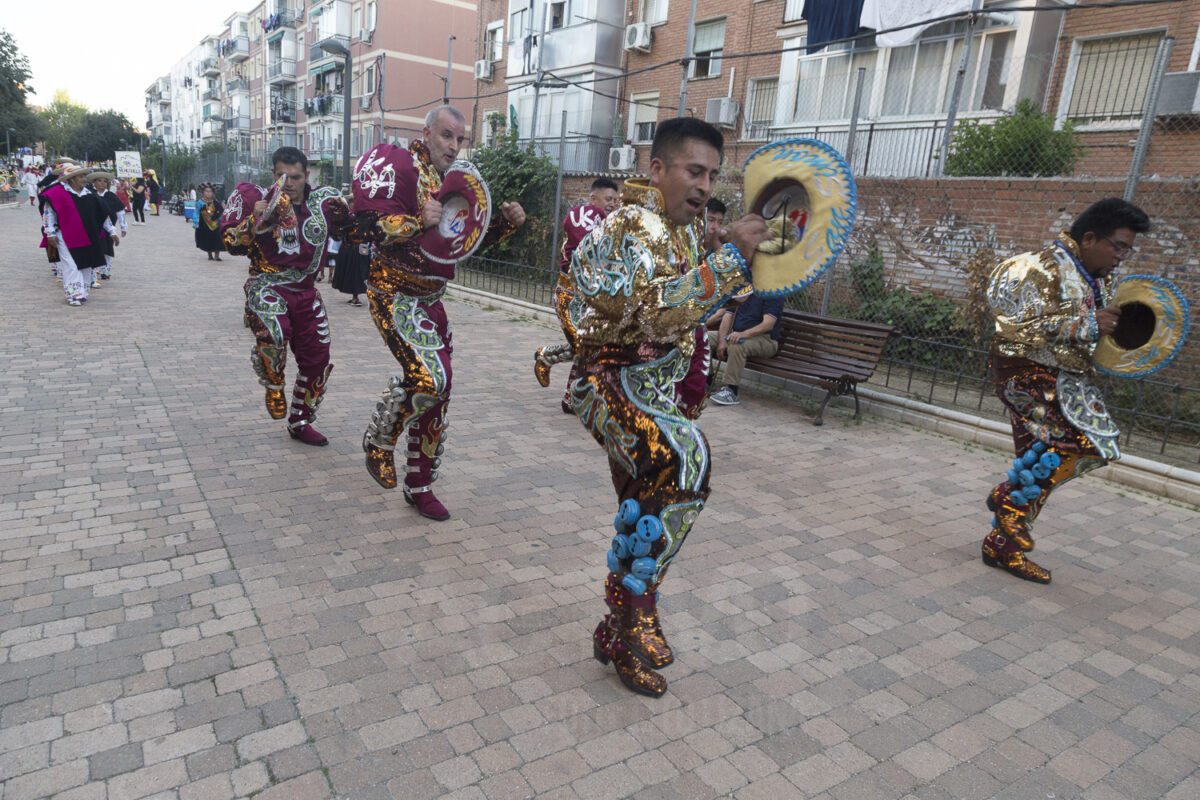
[2,206,1199,800]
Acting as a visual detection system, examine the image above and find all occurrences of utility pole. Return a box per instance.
[530,2,549,139]
[677,0,699,116]
[444,36,455,105]
[938,0,983,176]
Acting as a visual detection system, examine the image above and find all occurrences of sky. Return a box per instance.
[6,1,251,129]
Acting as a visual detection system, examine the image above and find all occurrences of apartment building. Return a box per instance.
[473,0,1200,180]
[146,0,479,166]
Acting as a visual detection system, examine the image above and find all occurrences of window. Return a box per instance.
[510,7,531,74]
[549,1,565,30]
[486,20,505,61]
[691,19,725,79]
[792,20,1016,123]
[630,91,659,143]
[367,1,377,30]
[364,65,375,94]
[1064,31,1164,124]
[793,37,877,120]
[643,0,668,26]
[783,0,803,23]
[744,77,778,140]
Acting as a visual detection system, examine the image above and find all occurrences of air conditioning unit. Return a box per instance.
[1156,71,1200,115]
[359,95,371,110]
[705,97,740,128]
[608,145,637,171]
[623,23,651,53]
[474,59,493,81]
[359,28,373,44]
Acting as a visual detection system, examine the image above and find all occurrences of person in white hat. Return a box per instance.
[89,172,126,282]
[40,164,119,305]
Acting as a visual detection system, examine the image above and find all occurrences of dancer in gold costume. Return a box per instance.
[572,118,771,696]
[533,178,620,411]
[982,198,1149,583]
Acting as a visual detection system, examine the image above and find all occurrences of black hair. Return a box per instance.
[1070,198,1151,242]
[591,177,618,192]
[650,117,724,164]
[271,146,308,172]
[705,198,727,215]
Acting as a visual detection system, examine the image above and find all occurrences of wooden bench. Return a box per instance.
[743,309,896,425]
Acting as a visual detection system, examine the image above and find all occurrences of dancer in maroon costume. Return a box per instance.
[221,147,353,446]
[353,105,525,521]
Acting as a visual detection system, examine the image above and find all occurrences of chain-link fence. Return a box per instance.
[787,31,1200,468]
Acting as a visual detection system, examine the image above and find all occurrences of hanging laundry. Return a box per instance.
[860,0,975,49]
[802,0,867,54]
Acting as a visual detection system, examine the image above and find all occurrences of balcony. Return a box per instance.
[305,94,344,118]
[158,95,171,106]
[227,77,249,94]
[202,89,220,102]
[537,23,622,73]
[225,36,250,62]
[265,9,300,34]
[267,58,297,84]
[198,57,220,76]
[310,36,350,66]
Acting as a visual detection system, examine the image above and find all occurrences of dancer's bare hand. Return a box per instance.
[501,201,525,227]
[727,214,772,262]
[421,199,443,229]
[1096,306,1122,337]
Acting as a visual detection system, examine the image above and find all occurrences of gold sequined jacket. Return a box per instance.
[570,178,751,361]
[986,233,1114,374]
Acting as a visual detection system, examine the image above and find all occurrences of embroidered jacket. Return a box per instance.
[986,233,1114,374]
[351,139,517,295]
[570,177,750,361]
[220,182,351,288]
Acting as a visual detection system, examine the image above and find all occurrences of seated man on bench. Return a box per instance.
[708,291,785,406]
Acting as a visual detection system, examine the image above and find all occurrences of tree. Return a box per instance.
[0,29,34,112]
[65,110,140,162]
[39,91,88,158]
[943,99,1083,177]
[471,130,558,266]
[0,28,46,151]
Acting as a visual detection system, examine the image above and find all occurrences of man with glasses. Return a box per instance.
[981,197,1150,584]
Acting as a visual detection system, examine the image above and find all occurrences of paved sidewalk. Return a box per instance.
[1,206,1198,800]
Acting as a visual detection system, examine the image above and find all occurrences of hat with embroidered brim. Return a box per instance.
[89,172,116,183]
[59,164,93,181]
[742,138,856,297]
[1095,274,1190,378]
[418,160,492,265]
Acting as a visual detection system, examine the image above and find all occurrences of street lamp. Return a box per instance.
[5,127,14,160]
[318,37,352,191]
[153,136,167,196]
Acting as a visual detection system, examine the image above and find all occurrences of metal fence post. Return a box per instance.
[549,111,568,272]
[937,0,982,177]
[820,67,866,315]
[1124,36,1174,202]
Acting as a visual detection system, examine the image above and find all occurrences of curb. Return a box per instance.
[445,283,1200,507]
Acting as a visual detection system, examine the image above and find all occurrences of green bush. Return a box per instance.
[944,99,1083,177]
[471,131,558,267]
[847,244,981,371]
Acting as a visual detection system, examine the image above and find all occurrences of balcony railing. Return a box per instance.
[198,57,220,76]
[524,134,612,173]
[267,58,297,83]
[227,77,249,93]
[305,94,344,117]
[310,36,351,65]
[202,89,219,102]
[225,36,250,62]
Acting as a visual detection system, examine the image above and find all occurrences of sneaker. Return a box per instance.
[68,298,82,306]
[709,387,740,406]
[91,281,102,288]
